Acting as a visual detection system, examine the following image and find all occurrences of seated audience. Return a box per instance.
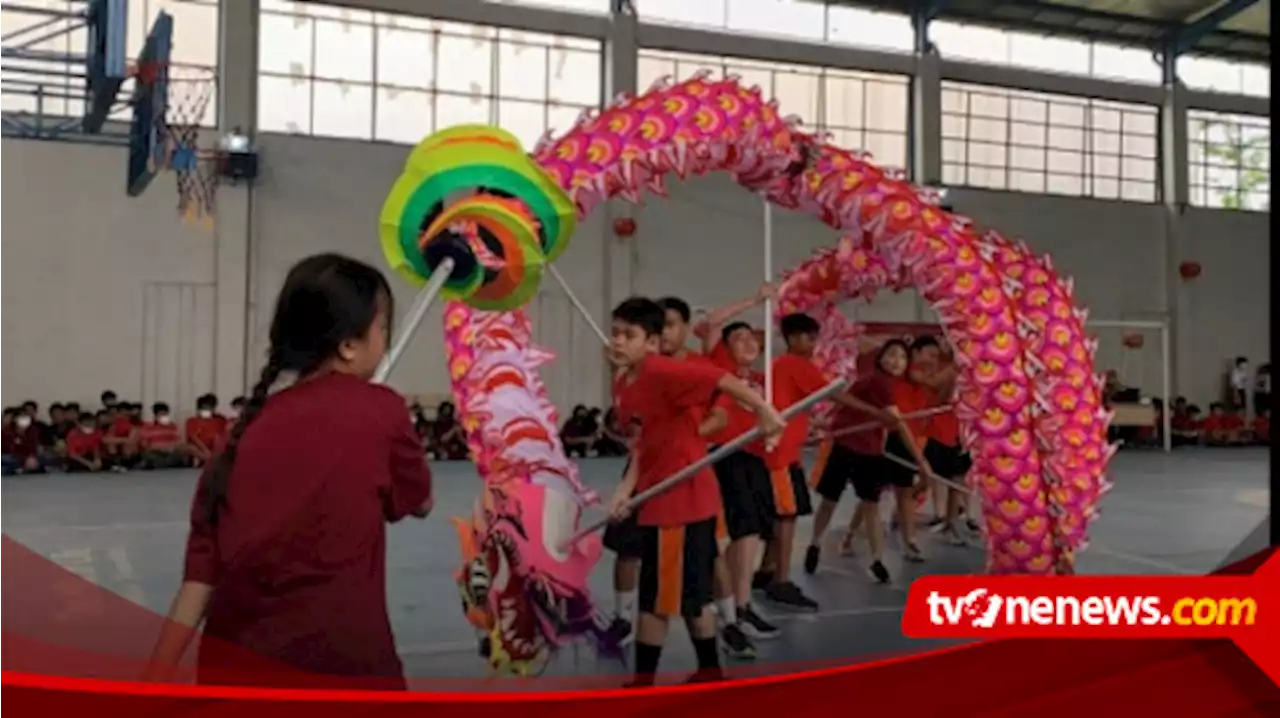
[20,400,55,451]
[102,405,138,472]
[186,393,226,465]
[140,403,189,469]
[593,407,628,456]
[65,412,105,473]
[1171,401,1201,447]
[100,390,119,411]
[432,401,468,461]
[2,407,44,475]
[560,405,599,458]
[221,396,246,446]
[1252,409,1270,445]
[1204,403,1246,446]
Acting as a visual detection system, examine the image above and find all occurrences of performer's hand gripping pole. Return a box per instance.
[560,377,848,552]
[822,404,955,440]
[374,257,456,385]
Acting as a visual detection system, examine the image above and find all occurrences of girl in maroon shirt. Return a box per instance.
[147,254,434,689]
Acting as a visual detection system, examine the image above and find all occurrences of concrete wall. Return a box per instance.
[1,135,1269,415]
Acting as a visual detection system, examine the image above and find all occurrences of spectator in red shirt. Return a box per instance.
[3,407,43,475]
[186,394,227,467]
[431,401,467,460]
[102,404,139,472]
[65,412,104,473]
[1204,403,1245,446]
[221,397,246,451]
[606,297,782,686]
[141,403,189,470]
[147,253,433,689]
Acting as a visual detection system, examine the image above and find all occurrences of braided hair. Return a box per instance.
[203,253,394,526]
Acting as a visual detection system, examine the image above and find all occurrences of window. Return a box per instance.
[486,0,609,12]
[1188,110,1270,212]
[941,82,1158,202]
[638,49,909,172]
[257,2,602,148]
[1,0,219,124]
[1178,56,1270,98]
[932,21,1161,85]
[634,0,913,53]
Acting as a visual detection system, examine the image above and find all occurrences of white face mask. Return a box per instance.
[15,416,31,429]
[80,425,95,434]
[227,410,240,420]
[157,415,172,425]
[198,410,213,419]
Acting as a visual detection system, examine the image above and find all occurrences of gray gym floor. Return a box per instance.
[2,447,1270,686]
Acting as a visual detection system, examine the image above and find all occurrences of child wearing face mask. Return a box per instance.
[141,403,189,469]
[3,407,44,475]
[186,394,227,467]
[221,397,246,450]
[65,412,105,473]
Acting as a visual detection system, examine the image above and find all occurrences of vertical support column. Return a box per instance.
[213,0,259,397]
[911,7,942,321]
[601,1,638,394]
[1159,47,1190,400]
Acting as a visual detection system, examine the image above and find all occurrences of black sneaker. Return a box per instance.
[739,604,780,639]
[868,560,891,584]
[606,615,634,646]
[764,581,819,611]
[925,516,946,530]
[751,570,775,591]
[803,545,820,575]
[966,519,981,532]
[720,623,756,660]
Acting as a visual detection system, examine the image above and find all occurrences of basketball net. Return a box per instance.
[133,62,220,230]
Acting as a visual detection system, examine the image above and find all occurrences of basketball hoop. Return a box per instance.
[132,61,220,229]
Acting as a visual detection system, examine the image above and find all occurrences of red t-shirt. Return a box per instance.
[1202,415,1225,433]
[187,415,227,450]
[109,416,135,438]
[766,353,830,469]
[923,385,959,446]
[832,375,894,455]
[65,428,103,457]
[1220,414,1245,431]
[614,354,726,527]
[1253,416,1269,442]
[708,369,766,455]
[183,372,433,685]
[140,421,182,450]
[890,378,930,439]
[2,425,41,460]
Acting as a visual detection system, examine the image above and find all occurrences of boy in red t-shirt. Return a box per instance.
[606,297,783,686]
[186,394,227,466]
[102,405,139,472]
[2,407,44,475]
[758,315,933,607]
[908,336,973,545]
[1204,403,1244,446]
[65,412,104,472]
[141,403,189,469]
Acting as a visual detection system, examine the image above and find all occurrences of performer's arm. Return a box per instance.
[697,283,776,354]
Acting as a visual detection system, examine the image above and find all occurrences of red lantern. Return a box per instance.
[1178,260,1202,280]
[1122,332,1144,349]
[613,217,636,238]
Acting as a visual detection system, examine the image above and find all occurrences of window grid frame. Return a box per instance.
[940,81,1160,202]
[256,6,604,145]
[1186,109,1270,212]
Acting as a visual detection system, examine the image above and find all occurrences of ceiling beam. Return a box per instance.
[1166,0,1262,56]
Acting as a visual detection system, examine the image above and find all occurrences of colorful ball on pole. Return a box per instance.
[379,125,577,310]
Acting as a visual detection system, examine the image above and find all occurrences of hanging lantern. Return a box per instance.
[1178,260,1202,280]
[613,217,636,238]
[1122,332,1144,349]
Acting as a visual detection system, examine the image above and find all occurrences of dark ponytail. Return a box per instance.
[202,253,393,526]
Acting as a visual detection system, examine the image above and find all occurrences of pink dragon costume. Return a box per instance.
[378,72,1114,675]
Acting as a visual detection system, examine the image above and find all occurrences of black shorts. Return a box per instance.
[814,441,875,503]
[638,518,718,619]
[602,458,643,559]
[881,434,918,489]
[923,439,971,480]
[767,462,812,518]
[603,513,644,559]
[711,449,775,541]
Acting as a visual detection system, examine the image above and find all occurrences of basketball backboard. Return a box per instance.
[83,0,128,133]
[126,10,172,197]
